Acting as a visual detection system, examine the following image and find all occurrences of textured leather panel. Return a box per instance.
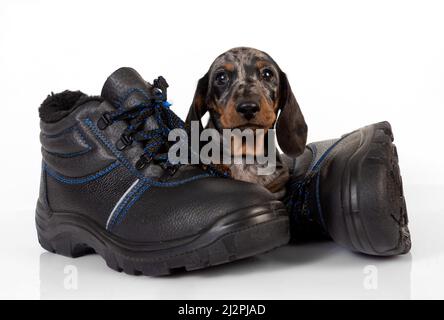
[101,67,157,111]
[80,109,167,179]
[164,165,210,181]
[41,100,116,177]
[285,138,344,181]
[113,177,276,242]
[41,125,91,156]
[46,165,135,226]
[40,94,211,180]
[41,98,161,178]
[307,139,338,171]
[41,149,114,179]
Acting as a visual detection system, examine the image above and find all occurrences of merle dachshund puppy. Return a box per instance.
[186,47,307,197]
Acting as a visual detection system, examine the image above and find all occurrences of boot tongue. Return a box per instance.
[101,67,161,129]
[101,67,158,110]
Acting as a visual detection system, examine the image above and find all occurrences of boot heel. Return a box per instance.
[37,228,96,258]
[36,207,95,258]
[37,232,56,254]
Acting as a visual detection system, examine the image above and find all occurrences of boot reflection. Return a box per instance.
[39,242,412,299]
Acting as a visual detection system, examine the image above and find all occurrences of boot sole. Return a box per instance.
[339,121,411,256]
[36,201,289,276]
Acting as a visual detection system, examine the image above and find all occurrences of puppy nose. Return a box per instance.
[236,102,260,120]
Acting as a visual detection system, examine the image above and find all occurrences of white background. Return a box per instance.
[0,0,443,299]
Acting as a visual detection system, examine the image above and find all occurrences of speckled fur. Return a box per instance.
[186,47,307,197]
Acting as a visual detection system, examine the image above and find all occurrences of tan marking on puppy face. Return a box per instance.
[223,63,235,72]
[214,99,238,129]
[254,93,277,130]
[255,60,269,69]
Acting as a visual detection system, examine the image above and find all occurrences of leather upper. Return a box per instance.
[39,68,276,243]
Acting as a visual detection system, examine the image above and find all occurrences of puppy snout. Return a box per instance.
[236,101,260,120]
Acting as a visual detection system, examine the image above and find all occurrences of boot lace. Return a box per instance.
[285,175,314,225]
[97,76,227,178]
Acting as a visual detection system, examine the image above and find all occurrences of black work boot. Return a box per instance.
[36,67,289,276]
[283,121,411,256]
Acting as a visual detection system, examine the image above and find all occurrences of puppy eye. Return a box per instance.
[261,68,274,81]
[215,71,229,86]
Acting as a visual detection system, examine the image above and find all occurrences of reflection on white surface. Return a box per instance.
[1,185,443,299]
[39,241,412,300]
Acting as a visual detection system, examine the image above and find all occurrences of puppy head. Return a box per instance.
[186,47,307,157]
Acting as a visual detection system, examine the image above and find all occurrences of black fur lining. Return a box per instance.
[39,90,103,123]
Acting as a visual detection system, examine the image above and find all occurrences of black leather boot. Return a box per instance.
[36,67,289,276]
[283,121,411,256]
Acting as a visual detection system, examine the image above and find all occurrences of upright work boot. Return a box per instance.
[283,121,411,256]
[36,67,289,276]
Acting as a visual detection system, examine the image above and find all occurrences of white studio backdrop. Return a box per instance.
[0,0,443,212]
[1,0,444,300]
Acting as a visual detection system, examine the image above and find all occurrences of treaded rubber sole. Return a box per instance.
[342,121,411,256]
[36,201,289,276]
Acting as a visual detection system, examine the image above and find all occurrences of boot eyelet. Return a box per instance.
[135,155,152,170]
[116,134,133,150]
[97,112,113,130]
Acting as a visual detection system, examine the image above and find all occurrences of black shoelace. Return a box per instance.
[97,76,229,178]
[285,175,314,224]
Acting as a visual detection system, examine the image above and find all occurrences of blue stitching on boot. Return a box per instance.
[41,124,78,138]
[44,161,120,185]
[113,184,151,229]
[107,180,146,230]
[311,133,353,172]
[117,88,153,110]
[43,147,92,159]
[148,174,213,187]
[83,118,213,187]
[83,118,145,179]
[42,125,91,148]
[42,125,93,158]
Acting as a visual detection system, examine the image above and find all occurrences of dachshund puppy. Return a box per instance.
[186,47,307,197]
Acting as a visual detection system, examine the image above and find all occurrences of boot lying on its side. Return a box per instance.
[283,121,411,256]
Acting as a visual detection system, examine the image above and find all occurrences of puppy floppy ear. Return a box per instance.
[275,71,308,158]
[186,72,209,130]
